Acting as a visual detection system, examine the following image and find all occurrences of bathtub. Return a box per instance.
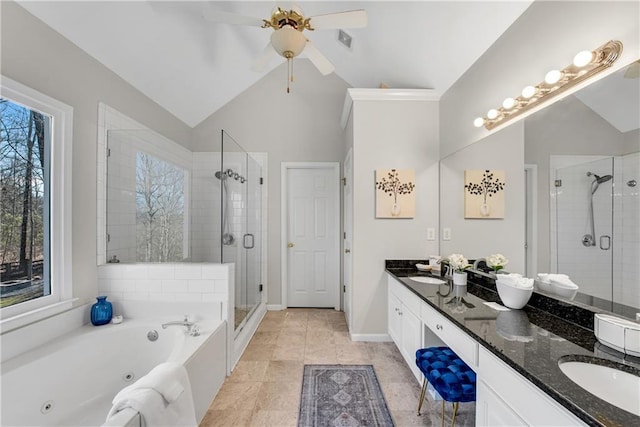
[0,314,226,426]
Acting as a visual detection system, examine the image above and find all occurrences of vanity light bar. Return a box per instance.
[474,40,623,130]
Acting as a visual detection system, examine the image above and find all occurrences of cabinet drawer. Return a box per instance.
[421,301,478,367]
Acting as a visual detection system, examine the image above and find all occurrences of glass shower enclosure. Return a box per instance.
[105,128,263,334]
[551,153,639,312]
[220,131,263,333]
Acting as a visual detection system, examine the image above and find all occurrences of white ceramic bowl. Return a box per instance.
[496,281,533,309]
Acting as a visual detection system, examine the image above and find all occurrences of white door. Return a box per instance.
[343,149,353,327]
[284,163,340,308]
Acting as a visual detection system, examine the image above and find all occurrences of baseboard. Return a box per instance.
[266,304,284,311]
[349,333,393,342]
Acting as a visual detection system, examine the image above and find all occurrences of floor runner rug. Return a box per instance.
[298,364,395,427]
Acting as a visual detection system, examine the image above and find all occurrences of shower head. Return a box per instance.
[587,171,613,184]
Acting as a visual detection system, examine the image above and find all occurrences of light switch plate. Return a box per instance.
[443,228,451,241]
[427,228,435,241]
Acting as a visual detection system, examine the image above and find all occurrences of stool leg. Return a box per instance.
[451,402,459,427]
[441,400,445,427]
[417,378,428,415]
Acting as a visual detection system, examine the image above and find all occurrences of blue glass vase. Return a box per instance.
[91,296,113,326]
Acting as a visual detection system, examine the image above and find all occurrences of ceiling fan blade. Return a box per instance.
[251,42,278,72]
[202,5,265,27]
[303,41,335,76]
[309,9,367,30]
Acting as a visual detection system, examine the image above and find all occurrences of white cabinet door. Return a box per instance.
[476,380,527,427]
[400,305,423,382]
[388,289,402,345]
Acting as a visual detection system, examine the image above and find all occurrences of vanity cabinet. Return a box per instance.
[387,275,587,426]
[476,347,585,426]
[387,276,422,382]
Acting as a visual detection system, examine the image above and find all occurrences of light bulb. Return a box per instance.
[473,117,485,128]
[502,98,516,110]
[545,69,563,85]
[487,109,499,120]
[521,86,536,99]
[573,50,594,67]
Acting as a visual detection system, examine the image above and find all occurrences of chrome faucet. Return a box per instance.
[162,316,200,336]
[472,258,486,270]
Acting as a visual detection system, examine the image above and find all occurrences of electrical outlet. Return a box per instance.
[443,228,452,241]
[427,228,435,241]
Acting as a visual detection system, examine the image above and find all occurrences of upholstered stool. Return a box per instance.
[415,347,476,427]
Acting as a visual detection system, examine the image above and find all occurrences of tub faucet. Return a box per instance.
[162,316,200,336]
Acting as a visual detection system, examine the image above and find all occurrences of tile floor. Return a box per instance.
[199,308,475,426]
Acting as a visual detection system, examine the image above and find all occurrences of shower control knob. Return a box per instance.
[582,234,595,247]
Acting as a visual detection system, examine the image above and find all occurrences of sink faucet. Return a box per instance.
[473,258,486,270]
[162,316,200,336]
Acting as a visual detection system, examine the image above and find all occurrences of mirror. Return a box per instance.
[440,60,640,316]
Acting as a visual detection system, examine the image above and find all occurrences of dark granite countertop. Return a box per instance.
[385,261,640,427]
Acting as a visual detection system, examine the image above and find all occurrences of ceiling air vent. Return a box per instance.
[337,29,352,50]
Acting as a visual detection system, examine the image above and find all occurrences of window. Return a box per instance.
[0,77,73,327]
[135,152,187,262]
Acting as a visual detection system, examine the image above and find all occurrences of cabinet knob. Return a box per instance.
[436,324,443,330]
[287,242,294,248]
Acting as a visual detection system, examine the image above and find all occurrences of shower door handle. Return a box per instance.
[243,233,255,249]
[599,235,611,250]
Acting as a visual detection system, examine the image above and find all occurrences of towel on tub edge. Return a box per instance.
[105,362,197,427]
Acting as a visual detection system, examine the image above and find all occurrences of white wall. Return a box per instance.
[440,0,640,157]
[348,90,440,336]
[191,60,349,306]
[1,2,192,305]
[440,122,525,273]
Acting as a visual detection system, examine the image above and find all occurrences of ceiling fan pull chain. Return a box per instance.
[287,57,291,93]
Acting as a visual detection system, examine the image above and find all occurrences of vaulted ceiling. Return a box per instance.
[18,1,533,127]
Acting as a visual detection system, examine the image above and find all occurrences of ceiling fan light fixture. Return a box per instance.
[271,26,307,58]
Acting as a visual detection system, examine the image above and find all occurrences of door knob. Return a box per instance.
[287,242,294,248]
[345,249,351,253]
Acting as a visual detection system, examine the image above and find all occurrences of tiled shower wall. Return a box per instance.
[97,263,230,304]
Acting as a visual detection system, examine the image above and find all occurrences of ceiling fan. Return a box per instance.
[202,4,367,92]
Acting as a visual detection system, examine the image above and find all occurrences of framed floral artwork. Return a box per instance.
[375,169,415,218]
[464,169,506,219]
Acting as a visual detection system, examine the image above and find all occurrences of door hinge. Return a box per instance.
[343,285,346,292]
[107,233,110,243]
[260,177,264,185]
[555,179,562,187]
[259,284,263,292]
[343,232,346,239]
[107,148,111,157]
[342,177,346,186]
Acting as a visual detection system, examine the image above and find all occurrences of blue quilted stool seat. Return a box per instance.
[415,346,476,427]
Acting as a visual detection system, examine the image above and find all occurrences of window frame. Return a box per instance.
[0,76,74,331]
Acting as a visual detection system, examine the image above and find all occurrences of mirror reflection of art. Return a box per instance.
[464,170,505,219]
[375,169,415,218]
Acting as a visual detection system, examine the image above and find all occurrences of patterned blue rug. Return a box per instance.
[298,365,395,427]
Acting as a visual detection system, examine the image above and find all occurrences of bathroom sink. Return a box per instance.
[558,358,640,416]
[409,276,446,285]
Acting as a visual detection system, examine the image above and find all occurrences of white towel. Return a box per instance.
[497,273,533,289]
[105,362,197,427]
[537,273,578,289]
